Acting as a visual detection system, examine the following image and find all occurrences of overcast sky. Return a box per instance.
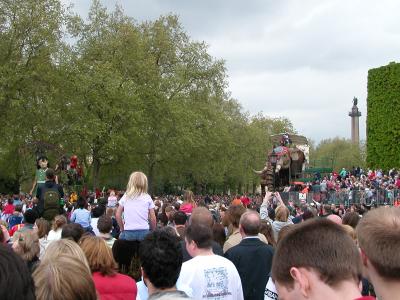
[64,0,400,142]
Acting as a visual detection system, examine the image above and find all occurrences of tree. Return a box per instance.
[311,137,365,171]
[0,0,69,185]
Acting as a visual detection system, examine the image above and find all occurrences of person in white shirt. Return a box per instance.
[47,215,67,245]
[177,223,244,300]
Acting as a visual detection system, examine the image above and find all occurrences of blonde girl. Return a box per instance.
[115,172,156,241]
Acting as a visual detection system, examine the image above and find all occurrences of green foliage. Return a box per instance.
[367,62,400,169]
[310,137,366,171]
[0,0,299,194]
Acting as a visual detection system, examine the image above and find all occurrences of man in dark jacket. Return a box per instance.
[35,168,64,221]
[225,210,274,300]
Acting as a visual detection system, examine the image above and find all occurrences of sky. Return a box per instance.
[63,0,400,142]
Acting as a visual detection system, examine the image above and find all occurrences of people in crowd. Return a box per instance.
[270,195,293,241]
[11,209,38,236]
[12,230,40,273]
[0,244,35,300]
[97,215,116,247]
[1,224,11,244]
[47,214,67,243]
[342,211,361,228]
[327,213,342,225]
[177,223,244,299]
[71,197,93,233]
[357,206,400,300]
[116,171,156,241]
[173,210,187,239]
[271,218,371,300]
[61,223,84,242]
[80,235,138,299]
[106,207,120,238]
[107,190,118,208]
[179,190,196,216]
[34,218,50,258]
[42,238,90,270]
[7,204,23,229]
[223,205,267,253]
[139,230,189,299]
[225,210,274,300]
[181,207,223,262]
[259,219,276,247]
[33,254,97,300]
[212,223,226,248]
[1,198,15,222]
[34,168,64,221]
[91,204,105,236]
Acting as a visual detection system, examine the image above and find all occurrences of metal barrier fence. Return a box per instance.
[279,189,400,206]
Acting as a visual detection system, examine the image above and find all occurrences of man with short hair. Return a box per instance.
[177,223,244,300]
[10,209,38,236]
[224,205,268,253]
[35,168,64,221]
[173,211,187,239]
[181,207,223,262]
[139,230,189,299]
[272,218,372,300]
[61,223,84,243]
[357,207,400,300]
[225,211,274,300]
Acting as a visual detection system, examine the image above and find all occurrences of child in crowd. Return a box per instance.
[116,172,156,241]
[47,215,67,243]
[71,197,92,233]
[7,205,23,229]
[97,215,116,248]
[107,190,118,208]
[34,218,50,258]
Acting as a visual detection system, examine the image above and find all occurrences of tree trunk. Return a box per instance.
[92,156,100,192]
[147,161,155,196]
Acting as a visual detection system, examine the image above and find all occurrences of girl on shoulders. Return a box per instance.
[116,172,156,241]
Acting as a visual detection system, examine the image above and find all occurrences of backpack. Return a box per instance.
[43,188,61,221]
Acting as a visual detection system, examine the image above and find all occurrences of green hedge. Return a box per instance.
[367,62,400,169]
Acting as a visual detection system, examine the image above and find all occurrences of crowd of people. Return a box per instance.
[1,168,400,300]
[282,167,400,205]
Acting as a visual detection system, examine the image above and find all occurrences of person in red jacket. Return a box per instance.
[79,235,137,300]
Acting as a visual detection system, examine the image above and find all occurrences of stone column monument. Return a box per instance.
[349,97,361,144]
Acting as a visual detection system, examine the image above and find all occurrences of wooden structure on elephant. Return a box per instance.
[254,133,309,195]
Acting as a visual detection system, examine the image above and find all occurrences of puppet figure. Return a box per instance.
[30,156,49,196]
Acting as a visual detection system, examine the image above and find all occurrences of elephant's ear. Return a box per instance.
[289,148,304,161]
[291,150,300,161]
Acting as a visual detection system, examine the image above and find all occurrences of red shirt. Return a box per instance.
[92,272,137,300]
[240,197,251,206]
[9,224,25,237]
[354,297,375,300]
[2,204,14,215]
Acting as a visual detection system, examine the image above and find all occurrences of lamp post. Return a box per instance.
[269,149,278,192]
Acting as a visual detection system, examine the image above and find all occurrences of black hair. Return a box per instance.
[0,245,35,300]
[76,197,87,209]
[173,211,188,226]
[24,209,38,225]
[139,230,182,289]
[36,156,49,169]
[61,223,84,243]
[92,205,105,218]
